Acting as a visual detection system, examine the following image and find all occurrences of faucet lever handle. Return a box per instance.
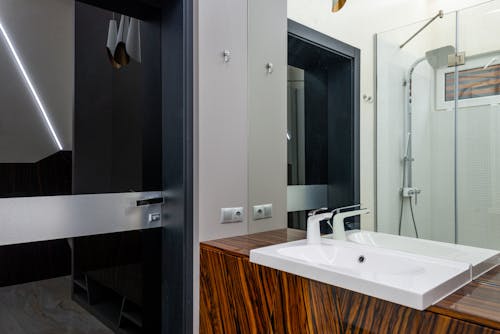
[332,204,362,215]
[308,207,328,217]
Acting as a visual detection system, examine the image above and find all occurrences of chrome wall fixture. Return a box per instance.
[266,62,274,74]
[222,49,231,63]
[400,10,444,49]
[362,94,373,103]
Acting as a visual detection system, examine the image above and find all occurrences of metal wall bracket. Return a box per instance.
[265,62,274,74]
[448,52,466,67]
[223,50,231,63]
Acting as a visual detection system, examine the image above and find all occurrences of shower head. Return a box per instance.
[425,45,455,69]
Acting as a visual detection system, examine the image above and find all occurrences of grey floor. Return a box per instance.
[0,276,112,334]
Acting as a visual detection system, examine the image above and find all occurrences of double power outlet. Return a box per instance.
[252,204,272,220]
[220,207,245,224]
[220,203,273,224]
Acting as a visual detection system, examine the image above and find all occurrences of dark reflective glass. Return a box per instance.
[0,0,162,198]
[0,1,164,333]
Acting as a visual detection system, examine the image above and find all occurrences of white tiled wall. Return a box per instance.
[376,1,500,250]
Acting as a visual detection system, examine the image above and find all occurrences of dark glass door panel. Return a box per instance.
[0,0,162,198]
[0,1,164,333]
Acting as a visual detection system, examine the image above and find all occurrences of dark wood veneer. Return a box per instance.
[202,229,306,258]
[430,274,500,330]
[200,229,500,334]
[200,246,342,333]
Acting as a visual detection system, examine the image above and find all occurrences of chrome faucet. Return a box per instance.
[331,207,370,240]
[307,208,333,244]
[307,205,370,243]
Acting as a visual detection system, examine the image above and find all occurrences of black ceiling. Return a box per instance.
[77,0,162,20]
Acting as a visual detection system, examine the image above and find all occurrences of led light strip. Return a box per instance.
[0,22,63,150]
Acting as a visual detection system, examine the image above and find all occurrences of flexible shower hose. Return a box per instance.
[398,159,420,238]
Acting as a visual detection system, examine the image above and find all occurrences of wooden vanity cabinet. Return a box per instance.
[200,229,500,334]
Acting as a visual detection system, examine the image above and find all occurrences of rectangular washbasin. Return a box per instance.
[344,230,499,279]
[250,239,471,310]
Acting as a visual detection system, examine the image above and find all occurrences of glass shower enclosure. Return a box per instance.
[377,0,500,250]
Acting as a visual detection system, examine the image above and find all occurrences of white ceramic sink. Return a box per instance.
[250,239,471,310]
[344,230,499,279]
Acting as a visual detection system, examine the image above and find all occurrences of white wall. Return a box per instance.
[287,0,490,231]
[197,0,249,242]
[195,3,248,332]
[194,0,286,331]
[247,0,287,233]
[196,0,287,242]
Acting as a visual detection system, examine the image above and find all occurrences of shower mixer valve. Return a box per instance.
[402,187,421,204]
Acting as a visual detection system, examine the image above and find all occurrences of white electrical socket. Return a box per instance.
[220,207,244,224]
[253,206,265,220]
[253,204,272,220]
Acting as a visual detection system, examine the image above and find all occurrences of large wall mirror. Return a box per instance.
[377,1,500,251]
[286,21,360,231]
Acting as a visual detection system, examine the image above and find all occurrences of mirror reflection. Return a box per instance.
[0,1,165,333]
[0,0,162,198]
[286,25,360,231]
[377,1,500,250]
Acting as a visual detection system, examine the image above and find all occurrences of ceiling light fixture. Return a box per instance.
[0,22,63,150]
[114,15,130,66]
[106,15,121,69]
[126,18,141,63]
[332,0,347,12]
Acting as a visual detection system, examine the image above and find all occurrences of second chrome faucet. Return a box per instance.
[307,205,370,244]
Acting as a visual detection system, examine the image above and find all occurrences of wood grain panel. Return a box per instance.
[202,229,305,257]
[420,312,500,334]
[200,245,342,333]
[336,287,423,334]
[430,279,500,330]
[200,230,500,334]
[337,287,500,334]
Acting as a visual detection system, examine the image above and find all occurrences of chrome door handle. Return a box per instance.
[136,197,164,207]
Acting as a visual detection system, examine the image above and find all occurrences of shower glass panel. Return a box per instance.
[377,11,457,242]
[377,0,500,251]
[456,1,500,249]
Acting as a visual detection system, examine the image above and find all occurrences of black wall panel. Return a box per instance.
[74,2,162,194]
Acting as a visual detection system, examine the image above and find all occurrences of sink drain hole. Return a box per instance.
[358,255,365,263]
